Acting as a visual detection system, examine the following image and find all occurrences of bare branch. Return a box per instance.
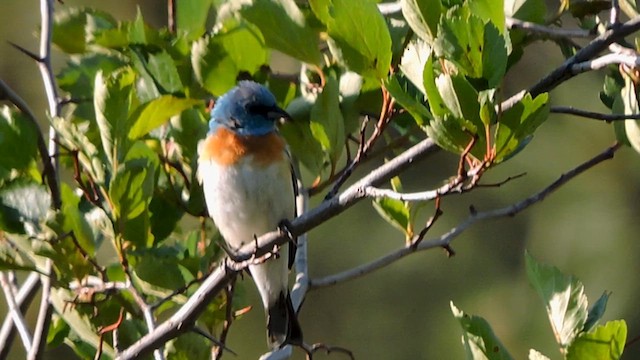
[0,273,40,358]
[309,143,622,289]
[506,17,594,39]
[28,273,52,360]
[551,106,640,121]
[502,16,640,111]
[0,272,33,350]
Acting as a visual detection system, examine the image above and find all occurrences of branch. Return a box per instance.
[117,138,439,359]
[501,16,640,111]
[551,106,640,121]
[0,273,40,358]
[309,142,622,288]
[0,272,33,351]
[506,17,594,39]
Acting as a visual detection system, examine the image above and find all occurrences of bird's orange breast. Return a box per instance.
[199,128,286,166]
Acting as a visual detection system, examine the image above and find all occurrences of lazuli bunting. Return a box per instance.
[197,81,303,349]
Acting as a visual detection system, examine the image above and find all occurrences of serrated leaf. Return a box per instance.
[401,0,443,42]
[94,67,136,168]
[584,291,611,332]
[567,320,627,360]
[128,96,200,139]
[57,53,126,122]
[53,7,117,54]
[525,251,588,348]
[451,302,514,360]
[309,77,345,162]
[241,0,320,65]
[310,0,392,79]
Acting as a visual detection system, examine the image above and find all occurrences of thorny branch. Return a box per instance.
[308,143,622,289]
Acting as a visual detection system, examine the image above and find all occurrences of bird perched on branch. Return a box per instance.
[197,81,303,349]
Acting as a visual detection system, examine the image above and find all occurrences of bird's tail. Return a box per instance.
[267,291,303,349]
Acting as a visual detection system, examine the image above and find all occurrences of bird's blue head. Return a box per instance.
[209,81,290,136]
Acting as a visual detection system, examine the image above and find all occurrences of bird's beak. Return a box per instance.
[267,106,292,123]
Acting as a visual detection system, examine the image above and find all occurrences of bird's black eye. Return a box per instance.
[246,103,273,115]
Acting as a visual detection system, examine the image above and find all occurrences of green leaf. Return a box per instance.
[60,184,96,256]
[57,53,126,122]
[423,54,448,118]
[94,67,136,169]
[525,251,588,349]
[584,291,611,332]
[134,253,186,290]
[567,320,627,360]
[385,74,432,126]
[169,108,208,163]
[0,106,38,174]
[191,22,267,96]
[470,0,505,33]
[494,93,549,162]
[401,0,443,42]
[281,98,326,175]
[451,302,514,360]
[0,181,50,234]
[309,76,345,162]
[311,0,392,79]
[435,5,507,86]
[128,96,200,140]
[53,8,117,54]
[241,0,320,65]
[504,0,547,23]
[176,0,212,39]
[165,332,212,360]
[373,197,411,237]
[146,51,184,94]
[109,142,158,222]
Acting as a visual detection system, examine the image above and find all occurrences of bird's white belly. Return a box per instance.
[199,156,294,250]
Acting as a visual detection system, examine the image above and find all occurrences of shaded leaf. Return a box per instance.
[53,7,117,54]
[385,74,432,126]
[146,51,184,94]
[0,181,50,234]
[451,302,514,360]
[60,184,96,256]
[309,77,345,162]
[0,106,38,174]
[504,0,546,23]
[584,291,611,332]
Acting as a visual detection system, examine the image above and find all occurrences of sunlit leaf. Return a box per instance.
[310,0,392,79]
[567,320,627,360]
[401,0,443,42]
[0,181,50,234]
[241,0,320,65]
[525,251,588,349]
[176,0,213,39]
[128,96,200,139]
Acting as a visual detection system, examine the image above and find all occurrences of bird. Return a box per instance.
[197,80,303,349]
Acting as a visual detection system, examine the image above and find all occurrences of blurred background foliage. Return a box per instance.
[0,0,640,359]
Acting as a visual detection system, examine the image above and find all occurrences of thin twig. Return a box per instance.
[551,106,640,121]
[309,143,622,289]
[506,17,594,39]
